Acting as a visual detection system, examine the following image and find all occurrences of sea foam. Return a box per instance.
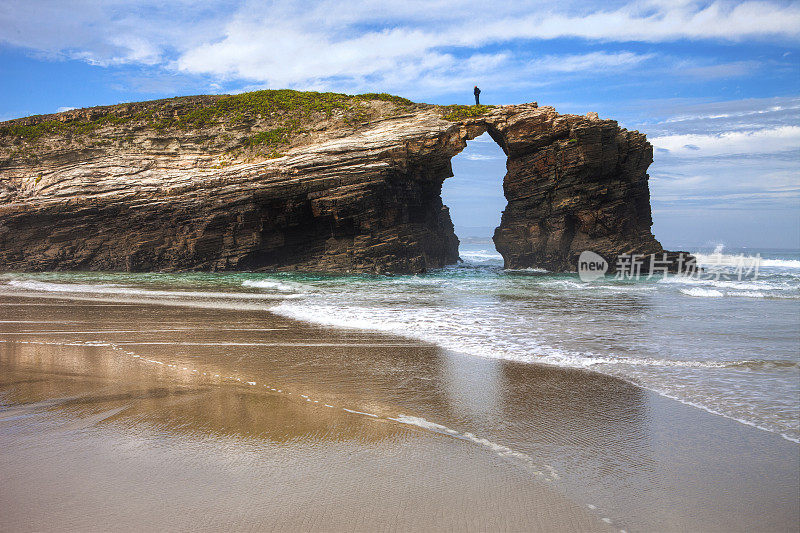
[4,279,298,301]
[241,279,301,292]
[680,287,724,297]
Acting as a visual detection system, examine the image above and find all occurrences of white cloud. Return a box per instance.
[472,1,800,43]
[56,106,77,112]
[527,52,653,73]
[0,0,225,66]
[650,126,800,156]
[1,0,798,92]
[641,98,800,230]
[168,1,799,89]
[464,153,503,161]
[659,97,800,125]
[676,60,759,80]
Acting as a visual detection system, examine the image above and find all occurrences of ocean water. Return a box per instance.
[1,243,798,443]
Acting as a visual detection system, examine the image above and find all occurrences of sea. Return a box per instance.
[2,243,798,443]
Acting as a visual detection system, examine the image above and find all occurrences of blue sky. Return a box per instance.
[1,0,798,248]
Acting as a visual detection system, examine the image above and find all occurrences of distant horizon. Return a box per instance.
[454,225,800,252]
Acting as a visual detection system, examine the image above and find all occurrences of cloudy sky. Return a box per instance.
[1,0,798,248]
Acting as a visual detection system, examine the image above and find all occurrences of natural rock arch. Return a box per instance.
[0,98,677,274]
[441,107,670,272]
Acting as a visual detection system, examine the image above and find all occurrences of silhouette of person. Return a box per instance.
[474,86,481,106]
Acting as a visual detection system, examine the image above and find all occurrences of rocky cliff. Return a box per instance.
[0,90,677,274]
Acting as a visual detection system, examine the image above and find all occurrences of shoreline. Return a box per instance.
[4,280,795,444]
[271,299,800,445]
[1,293,798,531]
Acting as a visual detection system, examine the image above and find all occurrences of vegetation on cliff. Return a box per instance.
[1,90,500,162]
[439,104,493,121]
[0,90,424,161]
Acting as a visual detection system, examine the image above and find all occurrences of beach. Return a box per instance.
[1,292,797,532]
[2,3,798,531]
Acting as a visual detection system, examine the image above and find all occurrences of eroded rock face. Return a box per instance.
[489,108,668,271]
[0,97,676,274]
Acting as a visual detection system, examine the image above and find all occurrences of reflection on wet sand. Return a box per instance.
[1,295,798,532]
[0,296,613,532]
[0,371,394,444]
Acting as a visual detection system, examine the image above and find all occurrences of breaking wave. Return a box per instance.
[3,279,300,301]
[242,279,302,292]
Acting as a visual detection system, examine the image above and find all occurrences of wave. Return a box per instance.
[241,279,301,292]
[271,300,799,442]
[725,360,800,371]
[648,390,800,444]
[692,252,800,270]
[5,267,797,444]
[659,274,796,292]
[540,279,655,290]
[4,279,299,301]
[459,249,504,263]
[760,258,800,268]
[726,290,765,298]
[511,351,797,372]
[680,287,724,297]
[391,415,559,481]
[270,302,791,371]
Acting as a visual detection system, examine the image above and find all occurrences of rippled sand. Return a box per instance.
[0,295,797,531]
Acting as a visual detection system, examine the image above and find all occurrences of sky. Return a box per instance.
[0,0,798,249]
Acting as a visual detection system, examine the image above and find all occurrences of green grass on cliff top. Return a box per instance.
[440,104,493,121]
[0,90,494,161]
[0,90,419,141]
[0,90,495,140]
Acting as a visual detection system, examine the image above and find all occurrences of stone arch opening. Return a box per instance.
[441,131,509,263]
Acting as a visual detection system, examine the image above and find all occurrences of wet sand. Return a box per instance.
[0,294,798,532]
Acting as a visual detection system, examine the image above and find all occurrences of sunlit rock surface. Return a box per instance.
[0,91,677,273]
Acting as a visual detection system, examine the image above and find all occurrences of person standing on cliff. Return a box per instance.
[474,86,481,106]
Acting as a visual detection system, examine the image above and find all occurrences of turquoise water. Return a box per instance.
[2,243,799,442]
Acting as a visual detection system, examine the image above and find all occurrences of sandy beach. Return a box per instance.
[2,0,799,531]
[1,293,798,532]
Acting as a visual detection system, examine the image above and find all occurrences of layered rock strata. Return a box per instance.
[0,91,680,274]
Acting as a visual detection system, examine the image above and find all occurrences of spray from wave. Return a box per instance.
[692,244,800,269]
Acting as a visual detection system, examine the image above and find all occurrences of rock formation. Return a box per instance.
[0,90,680,274]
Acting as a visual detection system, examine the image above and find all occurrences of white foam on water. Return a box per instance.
[536,279,657,293]
[761,258,800,268]
[5,279,300,301]
[680,287,724,297]
[241,279,301,292]
[271,301,797,373]
[459,249,504,263]
[272,297,800,443]
[693,252,800,270]
[661,276,793,292]
[649,388,800,444]
[271,302,747,371]
[727,290,765,298]
[391,415,559,481]
[4,263,796,444]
